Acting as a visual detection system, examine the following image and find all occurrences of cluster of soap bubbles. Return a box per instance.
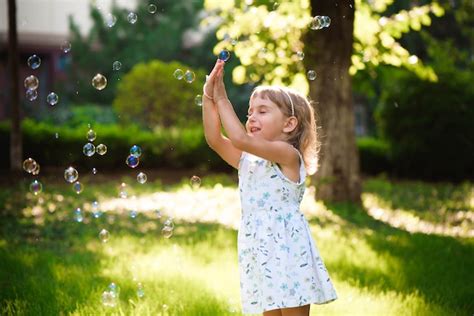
[126,145,142,169]
[173,69,196,83]
[310,15,331,30]
[162,217,175,238]
[102,279,145,308]
[23,158,43,195]
[24,72,40,102]
[83,128,107,159]
[102,282,120,307]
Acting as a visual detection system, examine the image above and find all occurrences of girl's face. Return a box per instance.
[245,95,288,141]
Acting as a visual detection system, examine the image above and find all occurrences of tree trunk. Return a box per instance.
[305,0,361,203]
[8,0,22,171]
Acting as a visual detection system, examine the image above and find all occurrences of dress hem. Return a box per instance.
[242,295,338,314]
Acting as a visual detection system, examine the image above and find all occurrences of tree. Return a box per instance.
[305,0,361,202]
[7,0,22,172]
[204,0,443,203]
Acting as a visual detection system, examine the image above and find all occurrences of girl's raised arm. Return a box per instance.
[213,62,298,167]
[202,60,242,169]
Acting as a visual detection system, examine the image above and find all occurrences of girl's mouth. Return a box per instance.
[250,127,261,133]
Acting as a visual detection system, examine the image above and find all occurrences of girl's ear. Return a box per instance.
[283,116,298,133]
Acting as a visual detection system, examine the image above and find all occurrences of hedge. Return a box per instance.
[1,120,392,176]
[0,119,229,172]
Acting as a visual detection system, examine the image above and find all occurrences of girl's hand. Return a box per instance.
[203,59,221,100]
[213,60,229,103]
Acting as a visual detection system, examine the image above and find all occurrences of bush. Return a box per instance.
[375,73,474,181]
[0,119,229,172]
[37,104,119,127]
[113,60,205,129]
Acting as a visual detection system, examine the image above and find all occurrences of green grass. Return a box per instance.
[0,172,473,315]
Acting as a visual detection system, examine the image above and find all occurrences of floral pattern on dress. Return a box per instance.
[237,151,337,314]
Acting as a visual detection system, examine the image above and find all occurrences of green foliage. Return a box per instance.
[375,72,474,181]
[0,119,229,171]
[67,0,216,105]
[113,60,205,128]
[38,104,119,127]
[203,0,443,93]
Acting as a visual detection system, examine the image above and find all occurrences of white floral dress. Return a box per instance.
[237,151,337,314]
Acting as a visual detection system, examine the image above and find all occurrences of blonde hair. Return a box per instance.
[250,86,321,175]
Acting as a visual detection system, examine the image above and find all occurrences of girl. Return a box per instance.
[202,59,337,316]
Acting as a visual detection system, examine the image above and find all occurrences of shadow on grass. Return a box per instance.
[0,207,239,315]
[320,202,474,314]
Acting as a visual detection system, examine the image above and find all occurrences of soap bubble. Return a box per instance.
[148,4,157,14]
[29,180,43,195]
[60,41,71,53]
[83,143,96,157]
[184,70,195,83]
[73,181,83,194]
[101,291,117,307]
[137,282,145,298]
[119,183,128,199]
[137,172,147,184]
[162,226,173,238]
[86,129,96,142]
[92,167,98,175]
[321,16,331,28]
[23,158,38,173]
[99,229,110,242]
[112,61,121,71]
[296,51,305,60]
[190,175,201,189]
[27,54,41,69]
[173,69,184,80]
[130,145,142,158]
[218,49,231,62]
[47,92,59,106]
[96,144,107,155]
[272,2,280,10]
[92,73,107,90]
[74,207,83,222]
[307,70,317,81]
[163,218,174,229]
[126,155,139,168]
[108,282,120,297]
[92,201,102,218]
[195,95,203,106]
[105,13,117,28]
[64,167,79,183]
[31,163,40,175]
[155,209,162,219]
[24,75,39,90]
[26,89,38,101]
[127,12,138,24]
[129,209,138,219]
[310,16,323,30]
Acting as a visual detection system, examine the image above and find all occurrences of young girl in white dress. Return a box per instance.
[202,59,337,316]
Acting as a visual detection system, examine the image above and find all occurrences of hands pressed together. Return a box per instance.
[203,59,228,104]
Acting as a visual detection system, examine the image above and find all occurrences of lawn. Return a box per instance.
[0,170,473,315]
